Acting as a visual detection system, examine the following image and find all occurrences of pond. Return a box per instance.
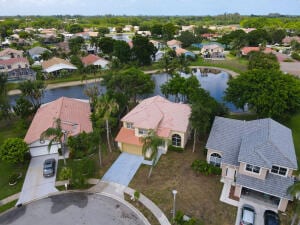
[9,68,241,112]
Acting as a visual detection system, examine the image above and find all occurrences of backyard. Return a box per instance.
[129,140,236,225]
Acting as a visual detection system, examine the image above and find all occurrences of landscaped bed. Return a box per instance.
[129,141,236,225]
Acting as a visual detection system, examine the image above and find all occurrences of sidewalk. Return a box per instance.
[0,193,20,206]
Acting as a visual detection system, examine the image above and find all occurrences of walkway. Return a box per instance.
[102,152,144,186]
[17,154,59,205]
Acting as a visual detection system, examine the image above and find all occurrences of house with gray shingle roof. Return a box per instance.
[206,116,298,212]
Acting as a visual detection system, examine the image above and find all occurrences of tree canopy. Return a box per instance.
[225,69,300,120]
[98,37,114,54]
[0,138,29,164]
[132,35,156,66]
[248,51,280,70]
[113,40,131,63]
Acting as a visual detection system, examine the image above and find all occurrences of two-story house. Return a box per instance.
[206,117,297,212]
[115,96,191,156]
[0,48,23,60]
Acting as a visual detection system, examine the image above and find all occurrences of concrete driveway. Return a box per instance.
[0,192,148,225]
[235,197,278,225]
[17,154,59,205]
[102,152,143,186]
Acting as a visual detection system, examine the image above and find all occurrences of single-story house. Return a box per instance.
[24,97,93,157]
[282,36,300,46]
[81,54,110,69]
[175,48,196,58]
[240,46,272,56]
[115,95,191,156]
[41,57,77,75]
[167,39,182,50]
[152,50,165,62]
[28,46,51,60]
[206,117,297,212]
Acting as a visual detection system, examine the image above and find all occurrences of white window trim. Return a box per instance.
[126,122,134,129]
[245,163,261,175]
[270,165,288,177]
[138,128,148,135]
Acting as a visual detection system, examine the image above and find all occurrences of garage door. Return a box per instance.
[29,141,60,157]
[122,143,143,155]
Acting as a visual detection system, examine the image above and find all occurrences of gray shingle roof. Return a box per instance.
[236,173,294,200]
[206,117,297,169]
[28,46,50,56]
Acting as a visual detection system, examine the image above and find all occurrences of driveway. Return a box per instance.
[235,197,278,225]
[102,152,143,186]
[0,192,148,225]
[17,154,59,205]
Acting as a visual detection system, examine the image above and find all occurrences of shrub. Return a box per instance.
[8,173,19,184]
[191,160,221,176]
[168,145,184,152]
[59,167,72,181]
[134,191,140,201]
[291,52,300,61]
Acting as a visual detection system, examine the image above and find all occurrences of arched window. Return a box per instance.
[172,134,181,147]
[210,153,221,167]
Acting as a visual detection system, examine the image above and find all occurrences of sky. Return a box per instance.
[0,0,300,16]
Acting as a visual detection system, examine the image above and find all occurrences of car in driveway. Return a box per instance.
[264,210,280,225]
[240,205,255,225]
[43,158,56,177]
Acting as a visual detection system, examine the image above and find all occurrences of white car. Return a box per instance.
[240,205,255,225]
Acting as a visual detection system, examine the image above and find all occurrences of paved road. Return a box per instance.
[0,193,147,225]
[17,155,59,205]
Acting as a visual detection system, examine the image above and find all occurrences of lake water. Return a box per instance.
[9,69,240,112]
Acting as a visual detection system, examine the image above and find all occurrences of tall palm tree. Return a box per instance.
[288,181,300,225]
[94,94,119,152]
[40,118,67,165]
[140,130,164,179]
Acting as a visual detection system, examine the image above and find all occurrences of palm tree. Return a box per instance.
[140,130,164,179]
[94,94,119,152]
[40,118,67,165]
[288,181,300,225]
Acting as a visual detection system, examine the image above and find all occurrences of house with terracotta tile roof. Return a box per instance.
[282,36,300,46]
[167,40,182,50]
[81,54,110,69]
[115,96,191,156]
[0,48,23,60]
[41,57,77,75]
[25,97,93,157]
[240,46,272,56]
[175,48,195,58]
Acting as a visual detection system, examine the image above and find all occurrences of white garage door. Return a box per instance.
[29,140,60,157]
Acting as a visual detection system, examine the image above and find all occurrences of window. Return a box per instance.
[138,128,148,135]
[172,134,181,147]
[271,165,287,176]
[210,153,221,167]
[126,123,134,129]
[7,65,12,69]
[245,164,260,174]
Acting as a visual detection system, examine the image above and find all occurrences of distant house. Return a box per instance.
[0,48,23,60]
[175,48,196,58]
[115,96,191,156]
[282,36,300,46]
[206,117,297,212]
[153,50,165,62]
[201,33,220,41]
[167,40,182,50]
[56,42,70,54]
[81,54,110,69]
[150,40,166,50]
[181,25,195,33]
[75,31,98,40]
[137,31,151,36]
[201,43,225,58]
[123,25,133,32]
[28,46,51,60]
[0,57,35,81]
[24,97,93,157]
[241,28,256,33]
[41,57,77,76]
[240,46,272,56]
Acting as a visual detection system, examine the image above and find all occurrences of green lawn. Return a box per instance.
[286,113,300,166]
[0,200,17,214]
[0,119,27,146]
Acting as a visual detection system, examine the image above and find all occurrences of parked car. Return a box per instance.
[43,158,56,177]
[240,205,255,225]
[264,210,280,225]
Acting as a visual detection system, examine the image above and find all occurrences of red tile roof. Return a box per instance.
[241,47,272,55]
[115,127,143,146]
[24,97,92,144]
[0,57,28,65]
[81,54,101,66]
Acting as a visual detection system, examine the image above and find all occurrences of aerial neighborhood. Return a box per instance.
[1,10,300,225]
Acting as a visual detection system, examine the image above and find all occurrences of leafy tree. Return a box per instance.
[13,96,34,120]
[93,94,119,153]
[67,24,83,34]
[0,138,29,164]
[68,36,85,55]
[219,30,247,48]
[225,69,300,120]
[70,55,84,72]
[98,37,114,54]
[161,74,185,102]
[103,67,155,104]
[40,50,52,60]
[162,23,177,40]
[177,31,198,48]
[158,50,178,74]
[291,40,300,51]
[40,118,66,165]
[113,40,131,63]
[140,130,164,179]
[132,35,156,66]
[194,26,212,36]
[287,181,300,225]
[248,51,279,70]
[115,26,123,33]
[0,74,11,120]
[269,29,286,44]
[59,167,72,182]
[18,80,45,111]
[150,24,163,37]
[97,27,110,37]
[247,29,271,46]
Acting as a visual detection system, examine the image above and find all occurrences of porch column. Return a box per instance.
[234,184,242,198]
[278,198,289,212]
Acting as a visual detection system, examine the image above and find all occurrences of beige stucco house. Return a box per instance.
[206,117,297,212]
[115,96,191,156]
